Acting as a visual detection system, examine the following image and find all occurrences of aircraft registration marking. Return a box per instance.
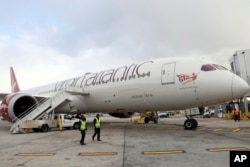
[16,153,55,156]
[207,147,248,152]
[132,93,153,99]
[79,152,117,156]
[143,150,185,155]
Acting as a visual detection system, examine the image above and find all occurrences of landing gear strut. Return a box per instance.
[184,107,203,130]
[184,117,198,130]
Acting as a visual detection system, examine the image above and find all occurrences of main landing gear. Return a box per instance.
[184,117,198,130]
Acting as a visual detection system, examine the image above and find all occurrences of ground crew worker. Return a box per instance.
[92,114,101,141]
[233,108,240,122]
[79,116,87,145]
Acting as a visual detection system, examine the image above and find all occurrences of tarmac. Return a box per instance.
[0,115,249,167]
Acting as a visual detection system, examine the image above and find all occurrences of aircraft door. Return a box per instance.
[161,63,176,84]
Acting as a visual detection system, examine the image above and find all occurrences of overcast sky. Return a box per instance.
[0,0,250,93]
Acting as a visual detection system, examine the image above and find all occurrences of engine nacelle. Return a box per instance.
[108,112,135,118]
[0,93,38,122]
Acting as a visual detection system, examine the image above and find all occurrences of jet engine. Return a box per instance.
[0,93,38,122]
[108,112,135,118]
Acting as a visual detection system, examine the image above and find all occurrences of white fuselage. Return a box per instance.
[22,57,250,114]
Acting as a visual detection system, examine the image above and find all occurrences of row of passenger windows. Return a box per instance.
[201,64,228,71]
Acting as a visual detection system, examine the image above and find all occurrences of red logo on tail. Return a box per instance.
[10,67,20,93]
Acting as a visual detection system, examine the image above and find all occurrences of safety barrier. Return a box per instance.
[225,111,249,121]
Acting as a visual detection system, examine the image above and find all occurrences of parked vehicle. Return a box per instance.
[157,111,175,118]
[158,112,168,118]
[134,111,158,124]
[20,114,81,132]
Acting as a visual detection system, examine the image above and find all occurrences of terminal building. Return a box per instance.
[229,49,250,113]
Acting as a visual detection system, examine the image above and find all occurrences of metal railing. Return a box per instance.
[9,91,71,133]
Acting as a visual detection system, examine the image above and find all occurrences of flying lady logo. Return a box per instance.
[177,73,198,85]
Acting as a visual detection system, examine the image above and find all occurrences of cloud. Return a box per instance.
[0,0,250,92]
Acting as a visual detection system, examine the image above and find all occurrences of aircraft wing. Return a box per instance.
[0,92,48,101]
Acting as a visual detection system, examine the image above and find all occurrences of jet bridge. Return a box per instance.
[229,49,250,113]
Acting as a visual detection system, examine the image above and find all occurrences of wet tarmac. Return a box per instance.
[0,116,249,167]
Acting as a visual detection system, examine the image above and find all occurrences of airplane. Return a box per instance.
[0,57,249,130]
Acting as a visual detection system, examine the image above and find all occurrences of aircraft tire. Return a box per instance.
[40,124,49,132]
[73,122,80,130]
[184,119,197,130]
[154,119,158,124]
[192,119,198,129]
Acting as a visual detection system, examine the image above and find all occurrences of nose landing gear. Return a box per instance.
[184,117,198,130]
[184,107,204,130]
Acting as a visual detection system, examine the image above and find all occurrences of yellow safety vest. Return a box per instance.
[80,121,86,130]
[95,118,101,128]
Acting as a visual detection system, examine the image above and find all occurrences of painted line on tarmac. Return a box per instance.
[164,127,180,130]
[16,153,55,156]
[232,128,241,132]
[79,152,117,156]
[143,150,185,155]
[213,128,222,132]
[207,147,248,152]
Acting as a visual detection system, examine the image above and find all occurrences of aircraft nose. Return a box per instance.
[232,74,250,99]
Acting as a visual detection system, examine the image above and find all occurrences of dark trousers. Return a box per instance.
[92,128,101,140]
[80,131,86,144]
[234,115,240,122]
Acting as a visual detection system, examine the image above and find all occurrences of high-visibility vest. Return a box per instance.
[80,121,86,130]
[95,118,101,128]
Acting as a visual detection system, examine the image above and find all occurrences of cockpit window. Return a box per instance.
[212,64,228,70]
[201,64,216,71]
[201,64,228,71]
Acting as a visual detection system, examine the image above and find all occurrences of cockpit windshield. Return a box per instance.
[201,64,228,71]
[212,64,228,70]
